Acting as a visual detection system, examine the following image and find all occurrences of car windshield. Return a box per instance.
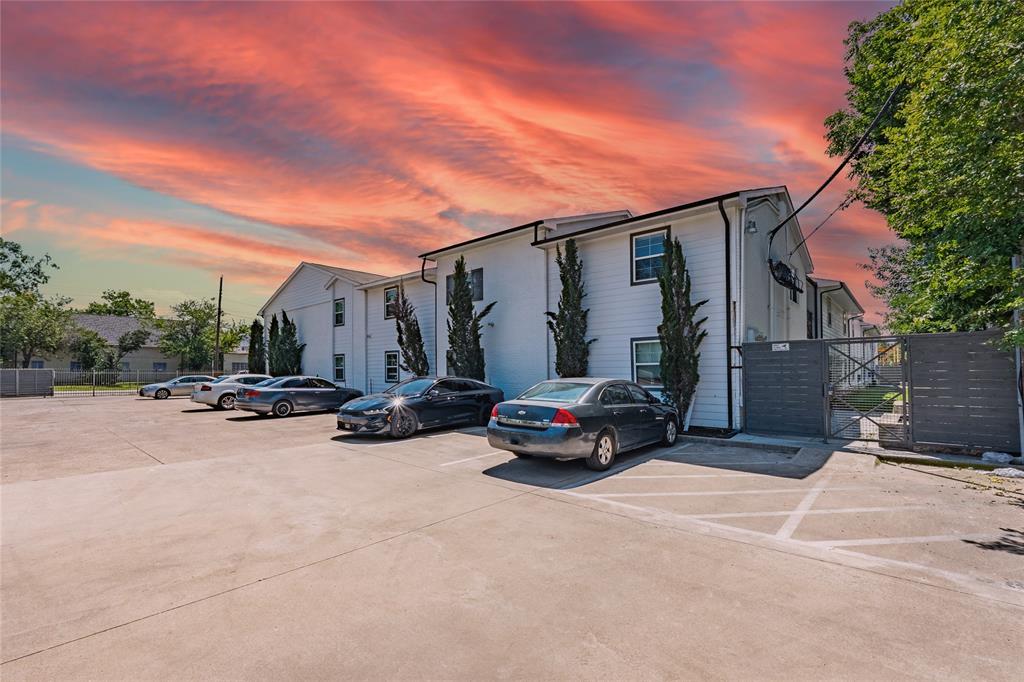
[386,378,435,396]
[252,378,283,387]
[517,381,592,402]
[211,376,232,384]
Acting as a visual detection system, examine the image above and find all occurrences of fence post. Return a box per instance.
[92,370,96,397]
[15,369,20,397]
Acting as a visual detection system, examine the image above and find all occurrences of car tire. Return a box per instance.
[478,405,492,426]
[217,394,236,410]
[155,388,170,400]
[390,409,418,438]
[272,400,293,418]
[662,417,678,446]
[586,431,616,471]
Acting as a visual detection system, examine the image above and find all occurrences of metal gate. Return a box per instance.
[825,336,909,446]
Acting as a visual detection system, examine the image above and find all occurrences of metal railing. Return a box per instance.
[0,369,183,398]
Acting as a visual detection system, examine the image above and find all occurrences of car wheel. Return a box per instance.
[389,410,418,438]
[478,405,492,426]
[586,431,616,471]
[272,400,293,417]
[662,418,678,446]
[217,394,236,410]
[155,388,170,400]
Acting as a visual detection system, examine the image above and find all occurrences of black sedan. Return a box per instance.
[487,378,679,471]
[337,376,504,438]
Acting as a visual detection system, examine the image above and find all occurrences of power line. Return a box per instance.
[789,199,849,256]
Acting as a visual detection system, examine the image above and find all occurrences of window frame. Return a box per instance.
[384,350,400,384]
[384,287,398,320]
[631,337,663,389]
[334,354,346,382]
[629,226,670,286]
[445,267,484,303]
[333,297,346,326]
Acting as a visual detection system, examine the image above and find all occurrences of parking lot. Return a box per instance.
[2,396,1022,679]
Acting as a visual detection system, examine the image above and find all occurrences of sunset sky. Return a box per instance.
[1,1,895,325]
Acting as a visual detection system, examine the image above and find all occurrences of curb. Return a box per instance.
[675,434,802,455]
[872,452,1024,471]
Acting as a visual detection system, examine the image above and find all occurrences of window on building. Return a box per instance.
[29,360,44,369]
[334,298,345,326]
[445,268,484,303]
[384,351,400,383]
[70,361,82,371]
[632,340,662,387]
[827,302,833,326]
[334,354,346,382]
[631,229,668,284]
[231,362,247,372]
[153,362,167,372]
[119,361,130,371]
[384,287,398,319]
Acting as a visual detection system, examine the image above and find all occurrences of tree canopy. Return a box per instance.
[157,298,218,371]
[395,282,430,377]
[546,239,594,378]
[0,292,74,367]
[0,239,57,295]
[446,255,495,380]
[82,290,156,319]
[823,0,1024,344]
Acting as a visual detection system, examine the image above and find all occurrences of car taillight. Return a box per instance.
[245,389,259,398]
[551,408,578,426]
[200,384,212,391]
[490,404,499,418]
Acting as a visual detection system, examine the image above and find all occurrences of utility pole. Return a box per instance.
[214,275,223,374]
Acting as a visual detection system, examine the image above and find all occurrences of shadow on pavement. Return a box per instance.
[964,528,1024,555]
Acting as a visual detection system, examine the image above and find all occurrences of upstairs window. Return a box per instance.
[446,268,484,303]
[631,229,667,284]
[384,287,398,319]
[334,298,345,326]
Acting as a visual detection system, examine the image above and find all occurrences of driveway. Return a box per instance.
[1,396,1021,679]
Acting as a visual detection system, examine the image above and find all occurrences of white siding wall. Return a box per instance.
[548,208,730,428]
[331,279,358,388]
[433,231,548,399]
[821,292,852,339]
[364,278,437,394]
[262,265,346,380]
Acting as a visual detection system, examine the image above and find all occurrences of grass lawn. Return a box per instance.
[837,384,903,409]
[56,383,145,392]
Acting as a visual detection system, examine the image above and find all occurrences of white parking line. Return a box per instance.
[440,451,508,466]
[776,475,831,539]
[809,533,995,548]
[684,505,929,519]
[620,473,758,479]
[587,486,868,498]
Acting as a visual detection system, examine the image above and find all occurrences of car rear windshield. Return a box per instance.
[517,381,591,402]
[387,378,436,396]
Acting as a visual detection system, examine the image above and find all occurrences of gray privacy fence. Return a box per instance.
[0,369,181,398]
[741,330,1021,454]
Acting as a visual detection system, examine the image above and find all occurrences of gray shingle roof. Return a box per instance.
[72,314,161,347]
[306,262,385,285]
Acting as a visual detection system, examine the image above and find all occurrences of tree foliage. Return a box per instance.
[157,298,217,371]
[824,0,1024,343]
[272,311,305,376]
[446,255,495,380]
[97,328,151,371]
[545,239,595,377]
[82,290,155,319]
[67,327,107,371]
[248,318,266,373]
[267,314,282,375]
[0,239,57,294]
[657,238,708,415]
[394,282,430,376]
[0,292,74,367]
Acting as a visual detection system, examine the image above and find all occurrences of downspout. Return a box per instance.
[808,279,818,338]
[421,257,438,374]
[718,199,734,430]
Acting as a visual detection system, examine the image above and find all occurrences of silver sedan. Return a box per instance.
[190,373,272,409]
[139,375,217,399]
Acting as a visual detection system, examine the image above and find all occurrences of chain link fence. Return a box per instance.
[1,369,183,398]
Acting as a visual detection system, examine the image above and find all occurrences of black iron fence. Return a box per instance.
[0,369,181,398]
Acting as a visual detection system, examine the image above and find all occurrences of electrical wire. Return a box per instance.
[789,199,847,256]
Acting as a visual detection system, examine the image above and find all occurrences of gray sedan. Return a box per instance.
[487,378,679,471]
[139,375,217,399]
[190,373,272,409]
[234,376,363,417]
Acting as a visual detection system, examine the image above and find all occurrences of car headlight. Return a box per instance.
[363,409,390,415]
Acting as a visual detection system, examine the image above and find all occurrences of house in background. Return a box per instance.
[261,186,820,430]
[28,313,248,373]
[807,277,867,339]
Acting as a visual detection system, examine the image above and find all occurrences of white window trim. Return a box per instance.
[631,338,663,388]
[630,228,669,285]
[334,298,345,326]
[384,287,398,320]
[334,354,346,382]
[384,350,400,383]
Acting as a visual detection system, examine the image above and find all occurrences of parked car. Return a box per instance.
[190,373,272,410]
[487,378,678,471]
[139,375,217,399]
[234,376,363,417]
[337,376,504,438]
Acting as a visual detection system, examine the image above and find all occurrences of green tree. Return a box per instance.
[395,282,431,376]
[267,313,283,375]
[82,290,155,319]
[67,327,107,371]
[823,0,1024,344]
[247,318,266,373]
[0,292,73,367]
[157,299,217,371]
[97,328,151,372]
[0,239,57,294]
[545,239,594,377]
[276,311,305,375]
[657,238,708,415]
[445,256,495,380]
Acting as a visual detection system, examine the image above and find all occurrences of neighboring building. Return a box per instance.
[260,187,818,430]
[29,313,248,373]
[807,277,866,339]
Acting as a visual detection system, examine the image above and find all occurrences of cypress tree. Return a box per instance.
[395,282,430,376]
[657,237,708,415]
[247,318,265,373]
[446,255,495,380]
[267,313,282,376]
[279,310,305,375]
[545,238,594,377]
